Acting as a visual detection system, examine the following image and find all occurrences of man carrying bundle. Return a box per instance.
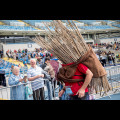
[58,63,93,100]
[32,20,111,100]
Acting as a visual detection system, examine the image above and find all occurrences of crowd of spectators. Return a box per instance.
[8,57,62,100]
[5,48,53,66]
[4,47,62,100]
[91,42,120,51]
[95,50,120,67]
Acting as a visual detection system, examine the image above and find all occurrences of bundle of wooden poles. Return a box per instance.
[32,20,89,64]
[32,20,111,95]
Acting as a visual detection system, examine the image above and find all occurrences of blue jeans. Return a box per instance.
[69,92,89,100]
[109,60,112,65]
[59,84,66,100]
[46,80,53,100]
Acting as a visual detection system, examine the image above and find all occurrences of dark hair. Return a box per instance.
[45,57,50,62]
[37,58,41,62]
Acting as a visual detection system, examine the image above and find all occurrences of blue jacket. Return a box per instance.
[8,74,26,100]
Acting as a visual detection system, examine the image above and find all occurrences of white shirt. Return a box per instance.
[27,66,44,91]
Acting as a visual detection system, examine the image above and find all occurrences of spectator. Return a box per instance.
[6,51,10,60]
[16,53,19,60]
[28,54,31,60]
[10,52,13,59]
[45,51,51,58]
[111,53,116,65]
[99,54,103,66]
[13,52,16,61]
[25,49,28,53]
[108,54,113,65]
[27,59,46,100]
[40,57,48,69]
[10,50,12,54]
[22,49,25,53]
[113,42,116,50]
[14,49,17,54]
[50,59,62,97]
[22,53,25,58]
[100,52,107,67]
[8,66,27,100]
[40,51,44,58]
[107,51,113,65]
[18,49,21,53]
[40,57,55,100]
[0,59,2,65]
[11,65,14,72]
[31,53,34,58]
[43,58,55,80]
[18,63,22,68]
[36,57,42,67]
[23,59,27,67]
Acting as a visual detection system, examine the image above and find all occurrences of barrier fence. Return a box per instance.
[0,79,60,100]
[95,65,120,99]
[105,66,120,92]
[0,65,120,100]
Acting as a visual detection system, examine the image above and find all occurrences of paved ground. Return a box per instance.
[96,91,120,100]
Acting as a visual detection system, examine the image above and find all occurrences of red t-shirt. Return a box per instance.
[62,63,88,96]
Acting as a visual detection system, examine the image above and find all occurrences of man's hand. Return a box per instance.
[76,88,85,98]
[76,68,93,98]
[19,78,25,82]
[58,89,65,97]
[37,74,44,78]
[23,76,27,82]
[28,74,44,81]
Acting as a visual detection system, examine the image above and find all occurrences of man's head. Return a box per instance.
[45,57,50,64]
[37,58,41,62]
[30,59,36,68]
[12,66,20,76]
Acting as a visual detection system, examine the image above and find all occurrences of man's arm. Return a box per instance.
[80,69,93,90]
[76,69,93,98]
[8,76,25,86]
[28,75,39,81]
[28,74,44,81]
[58,84,66,97]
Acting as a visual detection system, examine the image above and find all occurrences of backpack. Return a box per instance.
[57,61,84,83]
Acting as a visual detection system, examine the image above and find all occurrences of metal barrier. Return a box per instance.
[1,65,120,100]
[105,66,120,90]
[0,79,60,100]
[97,65,120,98]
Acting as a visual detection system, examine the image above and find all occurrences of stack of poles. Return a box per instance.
[32,20,90,64]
